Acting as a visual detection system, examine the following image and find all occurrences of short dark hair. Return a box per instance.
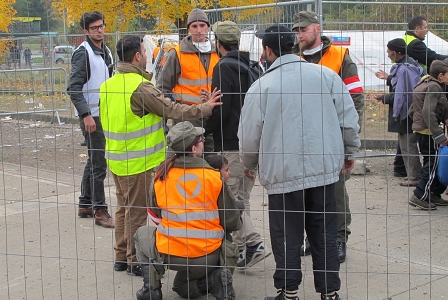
[80,11,104,30]
[429,60,448,78]
[408,16,426,30]
[205,154,228,170]
[116,35,143,63]
[262,44,283,58]
[214,35,239,51]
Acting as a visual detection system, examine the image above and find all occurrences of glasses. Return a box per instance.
[197,136,205,144]
[89,23,106,32]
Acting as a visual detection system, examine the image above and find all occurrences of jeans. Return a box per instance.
[78,117,107,210]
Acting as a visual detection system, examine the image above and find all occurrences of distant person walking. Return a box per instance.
[23,47,32,68]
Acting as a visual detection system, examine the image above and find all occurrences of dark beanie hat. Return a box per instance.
[187,8,210,28]
[387,38,406,54]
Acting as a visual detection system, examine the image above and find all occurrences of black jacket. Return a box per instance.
[204,50,257,151]
[67,37,113,118]
[381,55,417,133]
[404,31,448,71]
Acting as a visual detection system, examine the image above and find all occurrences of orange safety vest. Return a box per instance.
[171,45,219,104]
[318,45,348,74]
[154,167,224,258]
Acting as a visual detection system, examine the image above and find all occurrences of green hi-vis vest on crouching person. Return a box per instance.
[100,72,166,176]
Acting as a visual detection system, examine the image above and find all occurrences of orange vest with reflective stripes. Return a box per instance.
[171,45,219,104]
[318,45,348,74]
[154,167,224,258]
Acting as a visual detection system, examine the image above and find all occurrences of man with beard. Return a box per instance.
[292,11,365,263]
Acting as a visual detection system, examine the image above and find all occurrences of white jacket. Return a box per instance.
[238,54,360,195]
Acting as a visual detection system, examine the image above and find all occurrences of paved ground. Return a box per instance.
[1,120,448,299]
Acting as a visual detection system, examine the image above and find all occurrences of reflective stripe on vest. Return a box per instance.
[100,72,166,176]
[403,34,427,70]
[171,45,219,104]
[318,46,364,94]
[154,167,224,258]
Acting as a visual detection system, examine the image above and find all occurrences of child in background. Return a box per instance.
[205,155,244,214]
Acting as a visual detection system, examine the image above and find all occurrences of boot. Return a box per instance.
[78,207,93,218]
[136,264,163,300]
[94,208,115,228]
[197,276,211,295]
[209,268,235,300]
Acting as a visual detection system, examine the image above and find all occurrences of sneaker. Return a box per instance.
[237,242,271,269]
[299,238,311,256]
[399,180,419,186]
[265,289,299,300]
[429,194,448,206]
[409,194,437,210]
[127,265,143,276]
[321,292,341,300]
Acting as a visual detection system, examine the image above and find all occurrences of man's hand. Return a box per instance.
[342,159,355,174]
[440,140,448,147]
[83,115,96,133]
[244,168,255,179]
[373,94,383,101]
[200,87,223,109]
[375,70,388,80]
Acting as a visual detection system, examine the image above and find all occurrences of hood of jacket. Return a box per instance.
[221,50,251,74]
[179,35,217,54]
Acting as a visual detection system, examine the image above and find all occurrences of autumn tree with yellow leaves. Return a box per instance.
[0,0,16,51]
[52,0,274,33]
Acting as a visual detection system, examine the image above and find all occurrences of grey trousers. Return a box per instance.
[398,132,421,181]
[134,226,221,299]
[223,151,263,249]
[336,172,351,243]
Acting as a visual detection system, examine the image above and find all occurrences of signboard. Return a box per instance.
[331,36,351,46]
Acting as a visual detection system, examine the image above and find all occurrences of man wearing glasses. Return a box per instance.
[67,11,115,230]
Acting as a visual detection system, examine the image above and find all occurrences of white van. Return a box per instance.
[53,46,74,64]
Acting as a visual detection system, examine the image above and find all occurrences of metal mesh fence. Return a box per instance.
[1,1,448,299]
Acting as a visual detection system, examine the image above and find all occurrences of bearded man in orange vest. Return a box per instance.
[157,8,219,155]
[292,11,365,264]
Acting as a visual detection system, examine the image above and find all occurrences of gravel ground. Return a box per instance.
[0,118,87,177]
[0,117,397,180]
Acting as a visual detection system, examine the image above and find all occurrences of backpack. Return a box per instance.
[219,57,263,86]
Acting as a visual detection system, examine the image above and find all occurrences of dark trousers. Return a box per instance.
[394,142,406,174]
[268,185,340,294]
[79,117,107,210]
[414,133,446,200]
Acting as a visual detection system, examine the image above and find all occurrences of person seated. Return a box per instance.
[134,121,242,300]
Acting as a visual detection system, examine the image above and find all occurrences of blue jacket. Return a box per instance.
[389,56,423,120]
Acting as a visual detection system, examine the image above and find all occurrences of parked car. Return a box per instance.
[53,46,74,64]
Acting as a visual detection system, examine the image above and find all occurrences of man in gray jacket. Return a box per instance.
[238,24,360,300]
